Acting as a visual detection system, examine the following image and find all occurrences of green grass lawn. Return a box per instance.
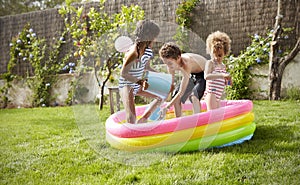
[0,100,299,185]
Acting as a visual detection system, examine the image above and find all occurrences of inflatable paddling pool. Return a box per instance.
[105,100,255,153]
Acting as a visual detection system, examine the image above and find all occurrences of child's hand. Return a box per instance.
[223,73,231,80]
[142,79,149,90]
[169,84,175,93]
[223,73,232,85]
[158,107,168,120]
[137,79,149,90]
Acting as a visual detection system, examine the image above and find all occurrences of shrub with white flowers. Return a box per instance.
[6,23,70,107]
[225,28,293,99]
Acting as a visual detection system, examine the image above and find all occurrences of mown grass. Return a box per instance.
[0,100,299,184]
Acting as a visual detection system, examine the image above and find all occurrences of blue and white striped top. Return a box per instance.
[119,48,153,95]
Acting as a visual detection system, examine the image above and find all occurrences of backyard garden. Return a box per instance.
[0,100,299,184]
[0,0,300,184]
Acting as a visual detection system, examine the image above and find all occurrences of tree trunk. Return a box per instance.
[95,52,119,110]
[268,0,300,100]
[269,0,283,100]
[99,83,106,110]
[98,71,111,110]
[269,36,300,100]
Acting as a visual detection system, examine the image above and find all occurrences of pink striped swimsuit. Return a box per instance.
[205,61,227,100]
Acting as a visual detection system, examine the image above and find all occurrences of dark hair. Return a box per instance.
[135,19,160,43]
[159,42,182,60]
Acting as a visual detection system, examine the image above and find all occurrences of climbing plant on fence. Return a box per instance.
[174,0,200,52]
[2,23,70,107]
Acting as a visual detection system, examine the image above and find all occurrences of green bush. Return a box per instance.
[285,86,300,100]
[225,28,293,100]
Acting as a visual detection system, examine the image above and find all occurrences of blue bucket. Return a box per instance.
[144,71,172,100]
[149,106,162,121]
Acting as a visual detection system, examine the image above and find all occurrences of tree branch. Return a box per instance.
[281,37,300,65]
[278,37,300,80]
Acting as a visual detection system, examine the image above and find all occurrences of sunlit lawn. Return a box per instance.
[0,100,299,184]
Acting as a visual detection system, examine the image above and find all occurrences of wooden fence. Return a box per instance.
[0,0,299,75]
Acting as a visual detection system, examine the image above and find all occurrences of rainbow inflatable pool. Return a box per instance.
[105,100,255,153]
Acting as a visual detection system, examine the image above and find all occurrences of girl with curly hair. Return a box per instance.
[204,31,232,110]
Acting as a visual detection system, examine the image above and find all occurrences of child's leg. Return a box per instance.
[205,93,219,111]
[190,95,201,114]
[190,78,205,114]
[174,98,182,117]
[120,86,136,123]
[136,91,163,123]
[137,98,162,123]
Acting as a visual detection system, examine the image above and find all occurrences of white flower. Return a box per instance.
[29,28,34,33]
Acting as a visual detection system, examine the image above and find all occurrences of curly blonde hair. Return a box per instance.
[206,31,231,56]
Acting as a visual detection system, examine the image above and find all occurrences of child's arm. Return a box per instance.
[164,69,189,110]
[167,67,175,87]
[204,61,230,80]
[145,61,157,72]
[143,48,156,72]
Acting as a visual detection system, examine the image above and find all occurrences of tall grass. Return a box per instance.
[0,100,299,184]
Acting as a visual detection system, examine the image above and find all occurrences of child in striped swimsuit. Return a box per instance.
[204,31,232,110]
[119,20,161,124]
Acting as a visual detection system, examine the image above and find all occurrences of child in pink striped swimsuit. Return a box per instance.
[204,31,232,110]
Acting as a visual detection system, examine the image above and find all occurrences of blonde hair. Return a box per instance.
[206,31,231,56]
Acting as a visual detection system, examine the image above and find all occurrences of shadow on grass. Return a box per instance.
[199,123,299,155]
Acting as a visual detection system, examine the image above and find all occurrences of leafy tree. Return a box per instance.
[269,0,300,100]
[59,0,144,109]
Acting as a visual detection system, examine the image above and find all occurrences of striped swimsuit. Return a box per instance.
[205,61,227,100]
[119,48,153,95]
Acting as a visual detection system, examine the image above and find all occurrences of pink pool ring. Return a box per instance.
[105,100,255,152]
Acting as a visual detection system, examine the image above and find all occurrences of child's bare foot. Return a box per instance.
[137,117,148,124]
